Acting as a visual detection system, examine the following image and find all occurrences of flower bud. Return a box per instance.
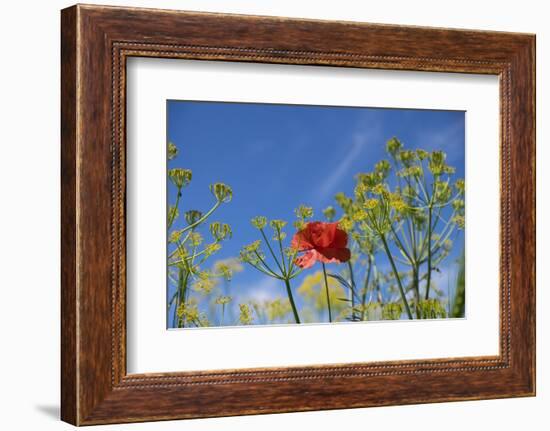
[434,181,452,203]
[455,179,465,194]
[357,172,382,189]
[351,208,368,222]
[452,215,465,229]
[452,199,465,212]
[284,247,295,257]
[251,216,267,230]
[210,222,232,241]
[293,220,306,231]
[168,142,178,160]
[322,206,336,222]
[169,168,192,188]
[184,209,203,225]
[167,205,179,222]
[416,149,429,160]
[428,151,446,176]
[216,264,233,281]
[244,240,261,253]
[270,219,287,231]
[189,231,203,247]
[210,182,233,203]
[169,229,183,244]
[386,137,403,156]
[239,303,253,325]
[398,150,416,167]
[193,275,216,294]
[240,241,263,265]
[389,193,407,212]
[272,231,287,241]
[372,184,388,196]
[204,242,222,257]
[338,215,354,232]
[375,159,391,178]
[215,296,232,305]
[443,165,456,174]
[295,205,313,220]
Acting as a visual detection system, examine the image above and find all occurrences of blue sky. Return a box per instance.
[167,100,465,326]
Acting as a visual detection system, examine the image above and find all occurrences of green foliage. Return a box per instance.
[382,302,403,320]
[167,141,234,328]
[417,299,447,319]
[334,137,464,321]
[451,251,466,318]
[239,210,306,324]
[168,136,465,327]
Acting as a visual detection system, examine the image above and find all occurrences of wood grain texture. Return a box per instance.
[60,6,78,425]
[60,4,536,425]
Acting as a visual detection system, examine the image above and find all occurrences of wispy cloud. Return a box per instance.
[415,120,464,163]
[313,119,381,204]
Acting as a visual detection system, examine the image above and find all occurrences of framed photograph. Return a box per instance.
[61,4,536,425]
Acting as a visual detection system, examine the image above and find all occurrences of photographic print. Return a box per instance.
[166,101,465,329]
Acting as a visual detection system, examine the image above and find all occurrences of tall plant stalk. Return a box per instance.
[360,255,373,320]
[322,263,333,323]
[380,234,413,319]
[240,218,303,324]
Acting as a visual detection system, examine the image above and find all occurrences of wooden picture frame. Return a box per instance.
[61,4,535,425]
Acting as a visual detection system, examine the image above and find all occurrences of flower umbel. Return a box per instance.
[168,142,179,160]
[210,182,233,203]
[251,216,268,230]
[168,168,192,189]
[184,210,203,225]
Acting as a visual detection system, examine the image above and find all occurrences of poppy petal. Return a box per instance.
[294,250,318,268]
[291,229,313,251]
[332,227,348,248]
[316,247,351,264]
[310,222,337,248]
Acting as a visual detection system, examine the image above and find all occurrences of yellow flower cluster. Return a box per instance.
[239,304,254,325]
[168,168,192,189]
[251,216,267,229]
[215,295,232,305]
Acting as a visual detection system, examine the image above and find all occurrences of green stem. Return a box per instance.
[361,255,373,321]
[276,228,288,275]
[168,187,182,228]
[260,228,285,276]
[172,267,183,328]
[246,260,283,279]
[347,261,357,320]
[179,270,190,328]
[413,265,420,318]
[380,234,413,319]
[391,223,414,264]
[253,250,281,278]
[181,201,221,234]
[283,278,300,323]
[425,204,434,300]
[168,241,220,267]
[286,248,298,277]
[322,263,333,323]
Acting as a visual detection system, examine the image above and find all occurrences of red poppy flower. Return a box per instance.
[291,221,351,269]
